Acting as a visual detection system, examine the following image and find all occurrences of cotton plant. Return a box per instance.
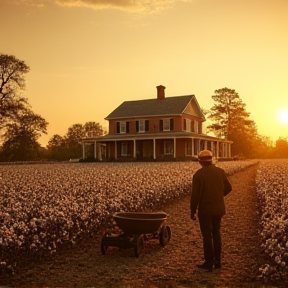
[256,160,288,282]
[0,160,258,272]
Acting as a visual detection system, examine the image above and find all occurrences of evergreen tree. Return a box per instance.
[207,87,259,157]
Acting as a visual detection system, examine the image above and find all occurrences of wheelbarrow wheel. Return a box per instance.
[159,225,171,247]
[133,234,144,258]
[101,232,109,255]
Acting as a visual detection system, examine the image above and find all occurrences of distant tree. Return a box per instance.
[271,137,288,158]
[244,132,272,158]
[0,110,48,161]
[47,134,65,150]
[0,54,30,130]
[46,134,67,160]
[66,122,105,159]
[259,135,274,148]
[207,87,263,157]
[84,121,105,137]
[46,121,105,160]
[275,137,288,149]
[0,53,48,161]
[65,123,84,158]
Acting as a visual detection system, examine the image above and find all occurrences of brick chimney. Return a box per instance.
[156,85,165,100]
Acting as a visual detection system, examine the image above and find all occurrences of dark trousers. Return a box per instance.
[198,215,222,264]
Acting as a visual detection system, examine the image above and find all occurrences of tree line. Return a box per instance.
[0,54,105,161]
[0,53,287,161]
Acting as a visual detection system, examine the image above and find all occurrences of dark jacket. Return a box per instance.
[190,163,232,217]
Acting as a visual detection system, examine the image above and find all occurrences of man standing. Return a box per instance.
[190,150,232,272]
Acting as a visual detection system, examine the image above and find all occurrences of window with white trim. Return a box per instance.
[121,142,128,156]
[163,119,170,131]
[160,118,174,131]
[116,121,130,134]
[139,120,145,133]
[185,141,192,156]
[164,141,173,155]
[136,120,149,133]
[184,119,191,132]
[120,122,126,133]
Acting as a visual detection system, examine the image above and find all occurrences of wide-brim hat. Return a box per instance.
[198,150,213,162]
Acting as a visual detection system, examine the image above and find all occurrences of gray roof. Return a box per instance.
[105,95,196,120]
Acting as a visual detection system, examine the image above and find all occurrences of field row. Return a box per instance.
[0,160,257,271]
[255,160,288,281]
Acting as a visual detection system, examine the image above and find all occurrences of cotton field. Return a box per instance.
[255,160,288,281]
[0,160,258,272]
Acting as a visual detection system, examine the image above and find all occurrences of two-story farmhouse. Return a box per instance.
[82,85,232,161]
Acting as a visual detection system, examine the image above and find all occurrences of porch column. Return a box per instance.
[174,138,176,159]
[94,141,97,159]
[82,142,85,159]
[229,143,231,157]
[114,141,117,160]
[153,139,156,160]
[198,139,201,154]
[191,138,194,157]
[216,141,219,159]
[211,142,214,156]
[219,142,222,158]
[204,140,207,149]
[133,139,136,159]
[107,143,110,159]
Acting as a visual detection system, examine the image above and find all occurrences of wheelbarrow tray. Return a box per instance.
[113,212,167,235]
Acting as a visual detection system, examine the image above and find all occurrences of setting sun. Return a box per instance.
[277,109,288,125]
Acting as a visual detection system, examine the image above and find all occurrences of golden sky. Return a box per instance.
[1,0,287,146]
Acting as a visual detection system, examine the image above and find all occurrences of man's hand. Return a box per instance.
[191,213,197,221]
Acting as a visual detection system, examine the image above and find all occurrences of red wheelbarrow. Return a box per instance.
[101,212,171,257]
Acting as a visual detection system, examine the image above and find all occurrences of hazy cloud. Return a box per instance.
[54,0,193,14]
[12,0,46,7]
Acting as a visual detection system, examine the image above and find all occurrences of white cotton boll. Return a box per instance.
[30,243,36,249]
[275,256,281,264]
[0,160,278,268]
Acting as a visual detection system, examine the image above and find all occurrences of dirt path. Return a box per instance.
[0,164,284,288]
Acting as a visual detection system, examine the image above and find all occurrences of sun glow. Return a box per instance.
[277,109,288,125]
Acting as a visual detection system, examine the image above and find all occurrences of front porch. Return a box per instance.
[82,133,232,161]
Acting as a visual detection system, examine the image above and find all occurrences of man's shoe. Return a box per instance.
[196,262,213,272]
